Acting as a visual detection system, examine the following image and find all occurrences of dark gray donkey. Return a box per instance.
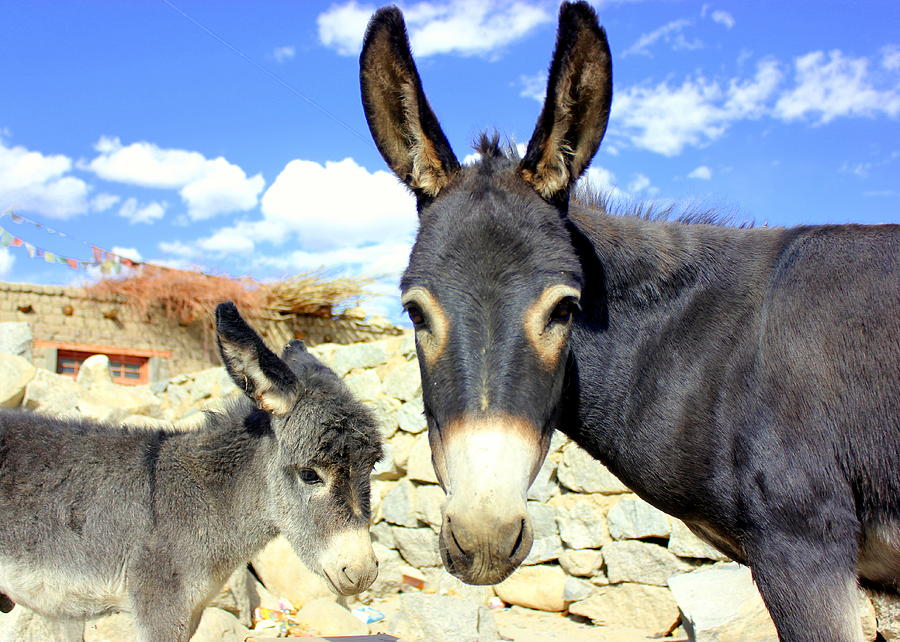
[0,302,383,641]
[360,2,898,640]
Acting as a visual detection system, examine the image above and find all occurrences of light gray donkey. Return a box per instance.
[0,301,383,641]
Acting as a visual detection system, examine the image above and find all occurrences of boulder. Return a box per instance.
[0,607,84,641]
[80,382,162,421]
[293,598,368,637]
[208,565,262,627]
[495,564,568,612]
[415,483,446,532]
[390,430,417,472]
[343,370,382,402]
[330,340,389,377]
[382,479,418,527]
[866,586,899,640]
[524,501,563,565]
[191,607,250,642]
[393,526,442,567]
[559,549,604,577]
[396,397,427,433]
[387,593,498,641]
[407,433,439,484]
[668,519,730,561]
[370,521,398,549]
[557,443,630,494]
[373,441,402,480]
[0,353,35,407]
[23,368,81,415]
[365,396,401,439]
[607,496,671,540]
[526,453,559,502]
[667,563,778,641]
[602,540,692,586]
[363,542,421,597]
[84,612,136,641]
[564,576,595,603]
[251,536,333,608]
[382,361,421,402]
[0,322,32,360]
[550,494,615,550]
[568,583,680,634]
[76,354,113,386]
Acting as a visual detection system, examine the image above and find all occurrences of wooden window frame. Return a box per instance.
[36,341,171,387]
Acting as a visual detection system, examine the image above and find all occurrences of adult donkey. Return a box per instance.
[360,2,899,640]
[0,302,382,641]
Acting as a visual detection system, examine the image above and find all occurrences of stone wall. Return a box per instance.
[0,332,890,641]
[0,282,401,379]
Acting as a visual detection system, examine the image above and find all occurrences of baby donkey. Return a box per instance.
[0,302,383,641]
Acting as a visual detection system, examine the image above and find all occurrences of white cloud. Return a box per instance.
[775,50,900,124]
[158,240,197,258]
[623,19,701,57]
[883,45,900,71]
[688,165,713,180]
[90,193,120,212]
[319,1,551,58]
[579,165,628,201]
[627,173,655,194]
[87,137,264,219]
[118,198,166,224]
[710,10,735,29]
[0,248,14,278]
[0,140,89,219]
[272,45,295,63]
[611,59,782,155]
[519,71,546,103]
[111,246,142,262]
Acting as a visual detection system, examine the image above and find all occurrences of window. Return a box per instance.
[56,349,150,385]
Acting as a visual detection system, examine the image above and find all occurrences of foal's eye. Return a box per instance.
[548,297,579,326]
[405,304,427,329]
[298,468,322,484]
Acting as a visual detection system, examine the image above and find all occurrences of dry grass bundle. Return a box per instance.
[86,266,372,326]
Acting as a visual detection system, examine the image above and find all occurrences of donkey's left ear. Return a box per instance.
[360,6,459,204]
[519,1,613,206]
[215,302,298,415]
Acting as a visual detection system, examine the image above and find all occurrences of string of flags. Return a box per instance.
[0,210,139,274]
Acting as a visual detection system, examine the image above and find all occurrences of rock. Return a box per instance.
[80,383,162,421]
[564,576,595,603]
[559,549,604,577]
[393,526,442,567]
[85,612,136,641]
[343,370,382,402]
[191,607,250,642]
[0,322,32,360]
[391,430,417,471]
[294,597,368,637]
[208,565,261,627]
[568,583,680,634]
[382,479,419,527]
[415,483,446,532]
[550,494,615,550]
[396,397,427,433]
[527,454,559,502]
[363,542,421,597]
[407,433,439,484]
[382,361,421,402]
[0,607,84,641]
[373,441,402,480]
[330,341,389,377]
[607,496,671,540]
[365,396,401,439]
[524,501,563,565]
[189,367,235,401]
[388,593,498,641]
[603,540,692,586]
[399,331,416,358]
[23,368,81,415]
[251,536,333,608]
[495,564,568,612]
[371,479,398,524]
[866,586,900,640]
[667,563,778,641]
[0,353,35,407]
[668,520,730,561]
[557,443,630,494]
[371,521,398,549]
[76,354,113,386]
[859,591,878,642]
[433,569,495,603]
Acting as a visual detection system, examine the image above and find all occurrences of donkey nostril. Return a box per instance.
[510,519,526,558]
[449,524,468,557]
[342,565,357,584]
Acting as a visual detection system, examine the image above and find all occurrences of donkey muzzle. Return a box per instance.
[318,527,378,595]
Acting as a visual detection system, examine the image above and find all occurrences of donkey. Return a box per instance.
[360,3,899,640]
[0,301,382,641]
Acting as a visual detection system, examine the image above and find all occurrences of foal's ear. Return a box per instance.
[519,1,613,206]
[215,302,298,415]
[360,6,460,204]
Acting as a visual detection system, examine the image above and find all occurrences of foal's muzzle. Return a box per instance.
[318,527,378,595]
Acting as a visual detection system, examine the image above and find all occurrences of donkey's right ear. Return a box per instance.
[360,6,459,205]
[215,302,298,415]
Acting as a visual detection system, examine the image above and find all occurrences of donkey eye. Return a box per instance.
[549,297,579,326]
[298,468,322,484]
[405,304,427,329]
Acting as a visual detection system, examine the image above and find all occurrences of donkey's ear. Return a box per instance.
[360,6,459,204]
[519,2,613,206]
[215,302,298,415]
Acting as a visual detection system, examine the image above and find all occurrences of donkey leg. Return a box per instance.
[748,533,865,642]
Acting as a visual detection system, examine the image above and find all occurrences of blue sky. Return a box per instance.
[1,0,898,321]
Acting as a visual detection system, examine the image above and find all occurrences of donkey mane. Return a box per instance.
[470,131,751,228]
